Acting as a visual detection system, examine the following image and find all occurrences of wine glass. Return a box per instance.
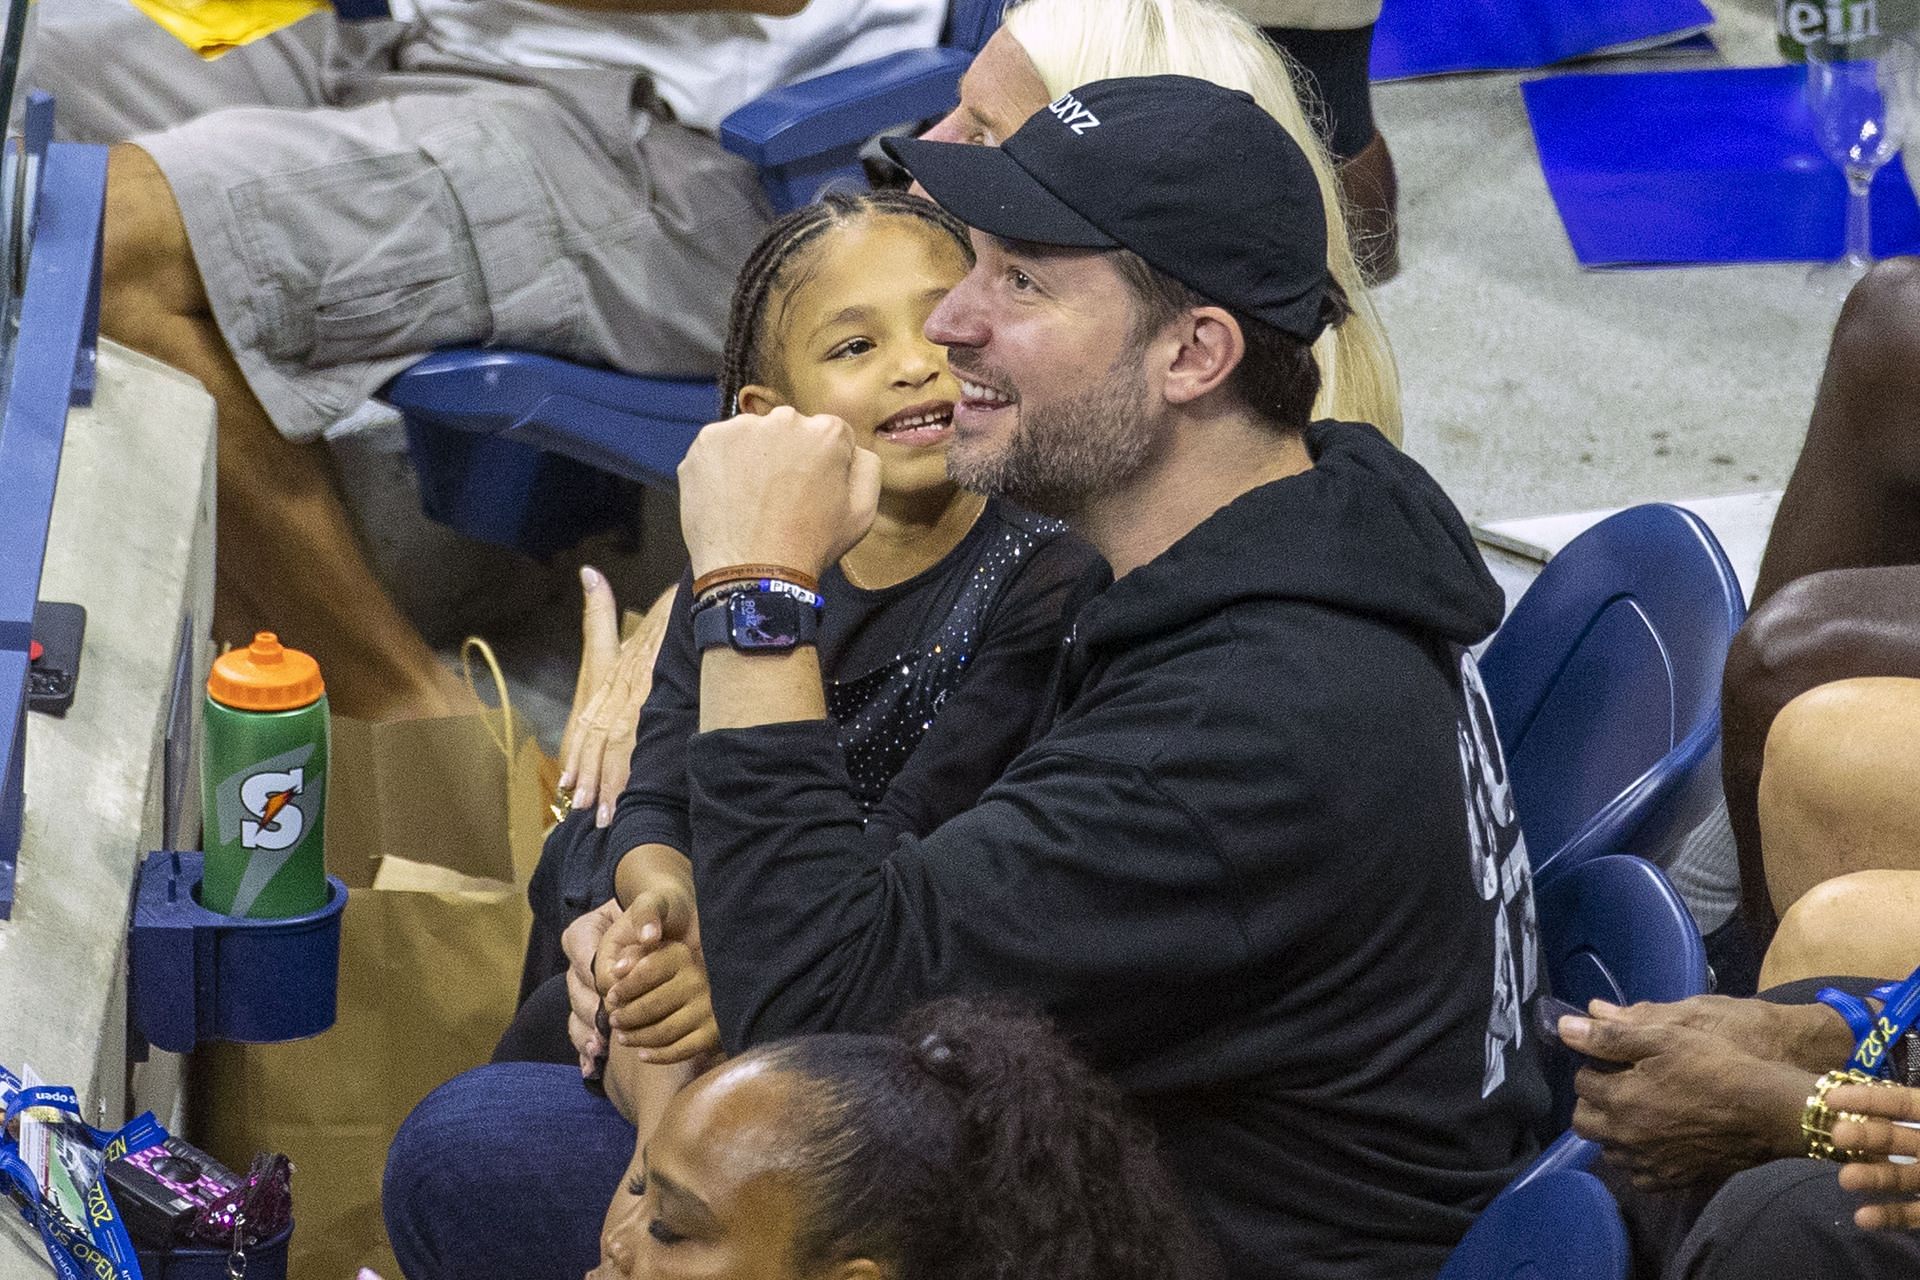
[1805,33,1917,289]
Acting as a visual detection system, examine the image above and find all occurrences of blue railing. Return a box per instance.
[0,93,108,917]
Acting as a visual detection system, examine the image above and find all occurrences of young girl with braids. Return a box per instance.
[497,191,1103,1080]
[588,998,1218,1280]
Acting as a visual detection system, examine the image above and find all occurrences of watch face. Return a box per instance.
[731,594,805,650]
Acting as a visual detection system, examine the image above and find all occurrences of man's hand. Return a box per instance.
[1562,1004,1814,1190]
[563,899,623,1076]
[1832,1083,1920,1229]
[1570,995,1855,1074]
[677,408,880,582]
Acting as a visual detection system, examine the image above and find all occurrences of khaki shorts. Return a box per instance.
[35,3,772,442]
[1221,0,1383,30]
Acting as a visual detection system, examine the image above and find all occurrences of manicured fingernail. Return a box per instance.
[1561,1016,1592,1040]
[1590,999,1620,1014]
[558,770,574,790]
[581,565,603,591]
[614,955,635,977]
[640,922,659,945]
[573,789,592,811]
[597,801,613,828]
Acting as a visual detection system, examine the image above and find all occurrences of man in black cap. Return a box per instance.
[603,75,1548,1277]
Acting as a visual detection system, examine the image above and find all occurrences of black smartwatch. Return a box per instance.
[693,590,821,653]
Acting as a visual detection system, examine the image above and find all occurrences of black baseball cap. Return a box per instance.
[885,75,1332,343]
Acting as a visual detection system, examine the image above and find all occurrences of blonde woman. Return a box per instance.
[921,0,1403,444]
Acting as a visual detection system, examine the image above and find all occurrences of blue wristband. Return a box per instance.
[1818,988,1877,1050]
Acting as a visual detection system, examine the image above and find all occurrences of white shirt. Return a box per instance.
[386,0,947,132]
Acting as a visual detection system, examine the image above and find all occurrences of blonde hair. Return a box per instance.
[1001,0,1403,445]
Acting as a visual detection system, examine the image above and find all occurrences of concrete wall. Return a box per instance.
[0,341,214,1277]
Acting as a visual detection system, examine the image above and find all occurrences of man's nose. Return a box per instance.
[927,277,986,350]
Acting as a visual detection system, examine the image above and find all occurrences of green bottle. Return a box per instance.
[200,632,329,918]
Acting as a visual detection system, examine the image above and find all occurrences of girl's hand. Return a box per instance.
[602,941,720,1065]
[594,879,715,1065]
[1831,1083,1920,1229]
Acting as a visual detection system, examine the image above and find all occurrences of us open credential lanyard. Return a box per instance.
[1817,964,1920,1077]
[0,1065,160,1280]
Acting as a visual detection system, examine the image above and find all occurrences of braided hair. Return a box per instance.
[754,997,1220,1280]
[718,189,974,416]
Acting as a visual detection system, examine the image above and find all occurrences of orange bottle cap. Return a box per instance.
[207,632,325,711]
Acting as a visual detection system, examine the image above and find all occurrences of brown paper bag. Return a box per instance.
[191,662,555,1280]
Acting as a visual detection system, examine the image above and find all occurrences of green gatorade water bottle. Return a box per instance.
[200,632,329,918]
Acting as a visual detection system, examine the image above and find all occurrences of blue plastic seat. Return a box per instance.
[1479,503,1745,885]
[1435,853,1704,1275]
[1436,1168,1630,1280]
[385,0,1003,556]
[1534,851,1709,1133]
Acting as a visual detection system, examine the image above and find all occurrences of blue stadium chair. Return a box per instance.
[1436,1169,1630,1280]
[1478,504,1745,885]
[384,0,1004,556]
[1534,851,1710,1133]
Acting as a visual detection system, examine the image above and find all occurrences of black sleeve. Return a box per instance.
[864,534,1107,842]
[685,718,1252,1062]
[600,576,699,899]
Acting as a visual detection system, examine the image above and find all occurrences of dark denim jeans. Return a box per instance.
[383,1062,635,1279]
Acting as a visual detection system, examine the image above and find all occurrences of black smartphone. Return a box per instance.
[27,601,85,717]
[1535,994,1625,1072]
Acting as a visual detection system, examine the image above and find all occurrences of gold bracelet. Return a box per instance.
[1802,1068,1900,1161]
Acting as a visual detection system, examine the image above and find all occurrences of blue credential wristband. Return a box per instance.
[0,1065,162,1280]
[1818,964,1920,1078]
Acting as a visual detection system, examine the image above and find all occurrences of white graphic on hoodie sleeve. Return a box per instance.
[1456,651,1540,1099]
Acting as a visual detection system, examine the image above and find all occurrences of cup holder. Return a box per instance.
[128,851,346,1054]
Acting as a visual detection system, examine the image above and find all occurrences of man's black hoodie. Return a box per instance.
[686,421,1551,1278]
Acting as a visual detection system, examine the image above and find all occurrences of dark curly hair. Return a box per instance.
[718,189,974,417]
[751,997,1219,1280]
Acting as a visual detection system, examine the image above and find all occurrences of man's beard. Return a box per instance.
[945,350,1157,518]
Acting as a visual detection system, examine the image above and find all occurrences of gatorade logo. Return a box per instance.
[214,742,319,916]
[240,768,305,851]
[1048,91,1101,135]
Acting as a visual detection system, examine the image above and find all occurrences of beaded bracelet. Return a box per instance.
[691,577,824,616]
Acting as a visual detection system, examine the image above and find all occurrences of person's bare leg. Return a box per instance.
[1750,258,1920,609]
[99,143,470,720]
[1722,571,1920,937]
[1758,677,1920,917]
[1722,259,1920,936]
[1760,869,1920,988]
[1337,131,1398,285]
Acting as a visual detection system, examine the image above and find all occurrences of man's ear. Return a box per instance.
[1161,306,1245,408]
[737,384,784,416]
